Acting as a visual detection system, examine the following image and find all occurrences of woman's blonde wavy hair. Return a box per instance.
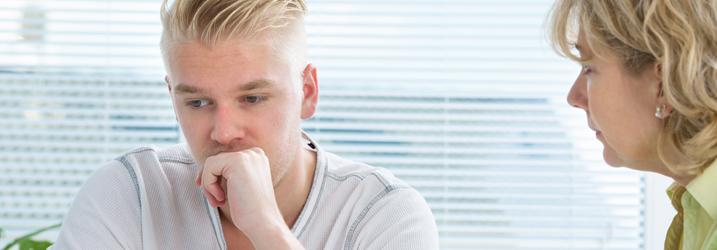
[549,0,717,176]
[160,0,306,55]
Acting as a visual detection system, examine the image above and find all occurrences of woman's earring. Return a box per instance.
[655,104,666,119]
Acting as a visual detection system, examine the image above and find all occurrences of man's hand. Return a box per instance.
[195,147,303,249]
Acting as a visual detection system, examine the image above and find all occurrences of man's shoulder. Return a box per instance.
[298,150,436,250]
[116,144,194,165]
[86,144,202,208]
[322,151,410,192]
[316,151,425,213]
[112,144,196,173]
[92,144,197,191]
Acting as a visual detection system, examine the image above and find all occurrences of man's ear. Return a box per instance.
[300,64,318,120]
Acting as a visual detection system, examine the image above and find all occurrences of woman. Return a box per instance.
[548,0,717,249]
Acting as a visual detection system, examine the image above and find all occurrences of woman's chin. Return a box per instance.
[602,148,625,168]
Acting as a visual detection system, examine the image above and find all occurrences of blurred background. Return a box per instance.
[0,0,673,249]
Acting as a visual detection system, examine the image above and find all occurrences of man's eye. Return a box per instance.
[186,99,210,108]
[244,96,266,104]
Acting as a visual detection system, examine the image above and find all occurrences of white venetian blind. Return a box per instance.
[0,0,176,243]
[303,1,645,249]
[0,0,647,249]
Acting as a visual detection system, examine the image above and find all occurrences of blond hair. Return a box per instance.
[549,0,717,176]
[160,0,307,63]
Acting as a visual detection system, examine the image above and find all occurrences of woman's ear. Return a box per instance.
[655,101,673,119]
[652,64,673,119]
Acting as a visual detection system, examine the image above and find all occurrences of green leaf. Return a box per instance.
[2,224,60,250]
[18,239,52,250]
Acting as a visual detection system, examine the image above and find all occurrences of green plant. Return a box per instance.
[1,224,60,250]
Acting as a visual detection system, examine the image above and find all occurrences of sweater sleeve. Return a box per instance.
[51,160,142,250]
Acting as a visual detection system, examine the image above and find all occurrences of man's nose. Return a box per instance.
[209,105,246,145]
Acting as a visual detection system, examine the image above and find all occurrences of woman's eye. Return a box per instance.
[186,99,210,108]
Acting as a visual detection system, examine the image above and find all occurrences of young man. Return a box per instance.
[52,0,438,249]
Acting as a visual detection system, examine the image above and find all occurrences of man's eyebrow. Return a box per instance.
[172,79,274,95]
[174,83,200,94]
[238,79,274,91]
